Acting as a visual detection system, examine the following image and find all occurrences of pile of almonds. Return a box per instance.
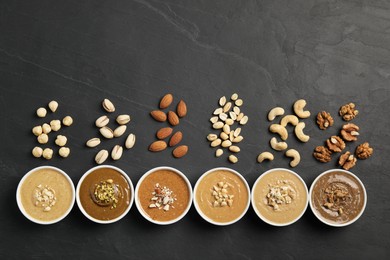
[207,93,247,164]
[148,94,188,158]
[31,100,73,159]
[86,99,136,164]
[313,103,373,170]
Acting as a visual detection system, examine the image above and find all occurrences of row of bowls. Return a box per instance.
[16,165,367,227]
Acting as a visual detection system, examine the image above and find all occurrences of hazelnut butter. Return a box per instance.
[252,169,308,225]
[79,167,131,221]
[195,169,249,224]
[311,170,366,225]
[137,169,190,222]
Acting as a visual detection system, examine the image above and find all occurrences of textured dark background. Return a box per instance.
[1,0,390,259]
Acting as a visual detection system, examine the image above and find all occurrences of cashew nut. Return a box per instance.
[295,122,310,142]
[269,124,288,141]
[257,152,274,163]
[293,99,311,119]
[280,115,299,127]
[270,137,288,151]
[285,149,300,167]
[268,107,285,121]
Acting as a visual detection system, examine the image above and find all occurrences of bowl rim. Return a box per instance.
[16,165,75,225]
[251,167,309,227]
[309,168,367,227]
[193,167,251,226]
[134,166,193,225]
[76,164,134,224]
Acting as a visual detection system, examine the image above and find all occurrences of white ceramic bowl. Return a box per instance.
[251,168,308,227]
[193,167,250,226]
[76,165,134,224]
[135,166,192,225]
[16,166,75,225]
[309,169,367,227]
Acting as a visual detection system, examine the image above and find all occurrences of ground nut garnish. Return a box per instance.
[266,180,297,211]
[148,183,176,211]
[33,184,56,212]
[93,179,121,209]
[212,181,234,207]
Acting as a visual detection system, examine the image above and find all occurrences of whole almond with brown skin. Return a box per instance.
[168,111,179,126]
[177,100,187,118]
[169,131,182,147]
[150,110,167,122]
[149,140,167,152]
[172,145,188,158]
[156,127,173,139]
[160,94,173,109]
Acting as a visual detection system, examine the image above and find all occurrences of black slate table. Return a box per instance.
[1,0,389,259]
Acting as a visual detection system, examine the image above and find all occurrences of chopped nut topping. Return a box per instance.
[313,146,332,163]
[148,183,176,211]
[212,181,234,207]
[326,135,346,153]
[322,183,352,215]
[33,184,56,212]
[316,111,334,130]
[339,151,357,170]
[92,179,121,209]
[340,123,360,142]
[355,142,373,160]
[266,180,296,211]
[339,103,359,121]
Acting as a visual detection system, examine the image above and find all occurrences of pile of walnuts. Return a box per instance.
[313,103,373,170]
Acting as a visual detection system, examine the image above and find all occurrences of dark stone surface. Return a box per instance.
[1,0,389,258]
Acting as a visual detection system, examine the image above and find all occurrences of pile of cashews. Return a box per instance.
[257,99,310,167]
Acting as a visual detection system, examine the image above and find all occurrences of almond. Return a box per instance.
[149,140,167,152]
[168,111,179,126]
[169,131,182,147]
[150,110,167,122]
[177,100,187,118]
[156,127,173,140]
[172,145,188,158]
[160,93,173,109]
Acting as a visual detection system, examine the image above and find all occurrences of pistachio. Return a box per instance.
[113,125,127,138]
[37,134,49,144]
[95,115,109,128]
[95,149,109,164]
[125,133,136,149]
[111,145,123,160]
[59,147,70,158]
[48,101,58,112]
[32,126,43,136]
[55,135,67,147]
[42,148,53,160]
[86,138,101,148]
[100,126,114,139]
[42,123,51,134]
[102,98,115,113]
[116,114,131,125]
[62,116,73,126]
[216,149,223,157]
[32,147,43,158]
[50,120,61,131]
[36,107,47,118]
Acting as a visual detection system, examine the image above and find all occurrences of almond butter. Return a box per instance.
[172,145,188,158]
[160,93,173,109]
[156,127,173,139]
[150,110,167,122]
[149,140,167,152]
[177,100,187,118]
[169,131,182,147]
[167,111,179,126]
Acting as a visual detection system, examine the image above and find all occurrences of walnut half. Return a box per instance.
[326,136,346,153]
[341,123,360,141]
[313,146,332,162]
[339,151,357,170]
[316,111,334,130]
[355,142,373,159]
[339,103,359,121]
